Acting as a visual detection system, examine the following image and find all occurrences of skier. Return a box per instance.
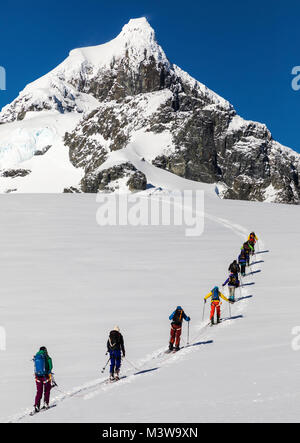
[238,249,247,277]
[204,287,232,325]
[242,242,253,266]
[107,326,125,381]
[33,346,53,413]
[222,273,240,302]
[168,306,190,352]
[248,232,258,253]
[248,232,258,243]
[228,259,241,276]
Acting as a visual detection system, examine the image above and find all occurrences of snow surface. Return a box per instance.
[0,112,84,193]
[0,164,299,423]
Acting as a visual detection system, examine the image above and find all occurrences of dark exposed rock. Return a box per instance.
[81,162,147,193]
[63,186,81,193]
[34,145,52,156]
[127,170,147,191]
[2,169,31,178]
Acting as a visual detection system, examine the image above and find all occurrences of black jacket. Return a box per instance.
[107,331,125,357]
[229,262,240,274]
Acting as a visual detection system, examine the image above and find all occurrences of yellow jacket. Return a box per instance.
[248,234,258,242]
[204,290,229,303]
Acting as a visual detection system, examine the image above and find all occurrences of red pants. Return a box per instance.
[170,324,182,347]
[210,301,221,320]
[35,376,52,408]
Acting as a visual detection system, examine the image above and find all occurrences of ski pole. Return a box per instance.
[202,302,206,322]
[124,357,139,372]
[101,357,110,374]
[187,321,190,346]
[229,301,232,319]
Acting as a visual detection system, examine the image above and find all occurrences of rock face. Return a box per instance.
[34,145,52,156]
[0,17,299,202]
[81,162,147,193]
[1,169,31,178]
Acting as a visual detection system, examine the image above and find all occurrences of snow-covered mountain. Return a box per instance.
[0,17,299,203]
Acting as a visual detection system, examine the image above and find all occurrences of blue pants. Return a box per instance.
[110,350,121,374]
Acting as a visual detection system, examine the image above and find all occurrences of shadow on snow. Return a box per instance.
[236,295,253,302]
[134,368,159,376]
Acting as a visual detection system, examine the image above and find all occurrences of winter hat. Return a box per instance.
[114,326,120,332]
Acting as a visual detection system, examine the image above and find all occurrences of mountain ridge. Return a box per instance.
[0,17,299,203]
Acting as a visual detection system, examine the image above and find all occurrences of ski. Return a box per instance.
[210,320,222,327]
[165,348,181,354]
[106,375,126,384]
[30,404,57,416]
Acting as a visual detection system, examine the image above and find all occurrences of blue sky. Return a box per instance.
[0,0,299,152]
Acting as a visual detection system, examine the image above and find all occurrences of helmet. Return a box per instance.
[177,306,183,311]
[114,326,120,332]
[40,346,47,353]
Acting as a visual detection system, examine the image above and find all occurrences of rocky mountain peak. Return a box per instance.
[120,17,156,40]
[0,19,299,203]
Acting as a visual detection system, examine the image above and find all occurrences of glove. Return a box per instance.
[187,317,191,322]
[204,299,207,304]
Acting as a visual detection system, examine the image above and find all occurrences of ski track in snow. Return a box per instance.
[3,201,265,423]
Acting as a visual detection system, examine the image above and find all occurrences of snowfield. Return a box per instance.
[0,165,299,422]
[0,111,85,193]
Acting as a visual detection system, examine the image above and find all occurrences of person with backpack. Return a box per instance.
[33,346,53,413]
[248,232,258,243]
[222,273,240,302]
[248,232,258,254]
[228,260,241,276]
[107,326,125,381]
[238,249,247,277]
[168,306,190,352]
[242,242,253,266]
[204,287,232,325]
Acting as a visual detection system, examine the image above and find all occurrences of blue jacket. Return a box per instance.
[238,253,246,264]
[169,307,190,323]
[223,276,240,288]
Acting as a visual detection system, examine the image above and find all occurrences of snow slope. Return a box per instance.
[0,112,85,193]
[0,163,299,423]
